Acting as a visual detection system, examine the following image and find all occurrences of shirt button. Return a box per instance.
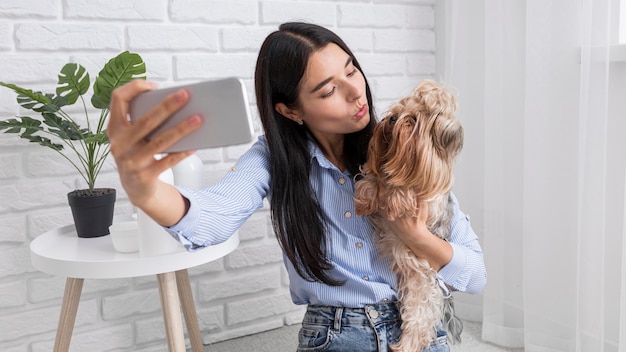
[362,275,369,281]
[355,242,363,248]
[466,214,471,221]
[338,177,346,185]
[345,211,352,218]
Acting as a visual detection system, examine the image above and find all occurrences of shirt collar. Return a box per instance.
[306,133,349,173]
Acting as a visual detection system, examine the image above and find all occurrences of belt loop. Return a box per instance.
[333,307,343,333]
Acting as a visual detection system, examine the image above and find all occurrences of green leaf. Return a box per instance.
[0,82,60,113]
[91,51,146,109]
[84,131,109,145]
[50,94,70,109]
[0,117,43,135]
[24,134,63,151]
[56,63,90,105]
[0,117,63,150]
[42,112,84,140]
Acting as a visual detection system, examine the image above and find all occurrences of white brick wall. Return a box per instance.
[0,0,437,350]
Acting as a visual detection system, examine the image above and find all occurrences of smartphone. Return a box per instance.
[128,77,255,153]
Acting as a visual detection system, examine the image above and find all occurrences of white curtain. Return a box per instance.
[441,0,626,350]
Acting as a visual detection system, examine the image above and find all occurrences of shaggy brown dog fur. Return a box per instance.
[355,79,464,351]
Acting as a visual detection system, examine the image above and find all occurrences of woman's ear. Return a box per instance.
[275,102,303,125]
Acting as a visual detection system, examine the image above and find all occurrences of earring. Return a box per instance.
[298,119,304,125]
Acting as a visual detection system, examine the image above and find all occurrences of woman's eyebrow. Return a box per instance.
[309,57,354,94]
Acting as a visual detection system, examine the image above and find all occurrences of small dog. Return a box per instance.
[355,79,464,351]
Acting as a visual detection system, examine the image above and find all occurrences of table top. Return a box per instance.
[30,224,239,279]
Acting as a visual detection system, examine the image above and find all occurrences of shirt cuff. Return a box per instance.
[164,186,204,251]
[437,241,467,289]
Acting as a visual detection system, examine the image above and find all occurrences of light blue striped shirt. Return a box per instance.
[167,135,486,307]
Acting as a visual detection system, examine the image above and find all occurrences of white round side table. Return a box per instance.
[30,224,239,352]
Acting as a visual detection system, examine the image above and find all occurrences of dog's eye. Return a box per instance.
[389,116,398,123]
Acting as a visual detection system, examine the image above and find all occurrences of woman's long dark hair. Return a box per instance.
[255,22,376,285]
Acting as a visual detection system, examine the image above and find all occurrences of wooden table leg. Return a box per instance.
[54,277,84,352]
[176,269,204,352]
[157,272,186,352]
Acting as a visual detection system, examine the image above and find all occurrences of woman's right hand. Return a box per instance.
[107,80,202,225]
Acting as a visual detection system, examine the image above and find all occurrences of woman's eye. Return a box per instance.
[322,87,336,98]
[347,68,358,77]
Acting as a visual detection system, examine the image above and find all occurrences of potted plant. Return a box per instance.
[0,51,146,238]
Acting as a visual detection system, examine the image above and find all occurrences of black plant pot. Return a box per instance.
[67,188,116,238]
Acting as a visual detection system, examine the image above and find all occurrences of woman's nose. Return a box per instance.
[345,80,362,101]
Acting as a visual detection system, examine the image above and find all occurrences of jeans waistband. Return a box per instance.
[304,301,400,332]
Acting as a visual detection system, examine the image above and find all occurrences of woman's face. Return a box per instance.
[291,43,370,143]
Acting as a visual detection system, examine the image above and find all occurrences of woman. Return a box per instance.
[107,22,486,352]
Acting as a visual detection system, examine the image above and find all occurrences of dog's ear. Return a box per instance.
[400,116,458,200]
[354,175,379,216]
[431,112,464,162]
[361,121,389,181]
[414,80,463,161]
[379,114,424,188]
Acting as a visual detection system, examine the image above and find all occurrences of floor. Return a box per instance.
[204,320,524,351]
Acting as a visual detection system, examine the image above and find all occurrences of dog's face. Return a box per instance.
[355,80,463,220]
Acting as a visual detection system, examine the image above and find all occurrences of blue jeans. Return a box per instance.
[296,301,449,352]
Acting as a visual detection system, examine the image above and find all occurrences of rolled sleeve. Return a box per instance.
[438,242,467,286]
[166,186,205,251]
[437,194,487,294]
[163,137,270,251]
